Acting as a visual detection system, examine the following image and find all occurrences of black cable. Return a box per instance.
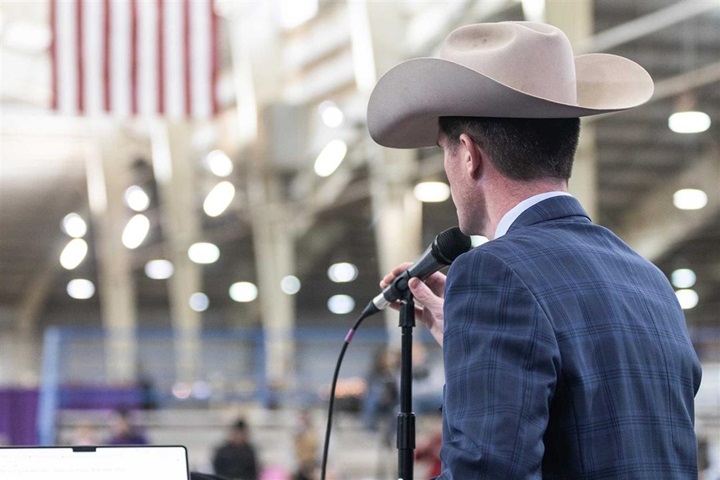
[320,303,379,480]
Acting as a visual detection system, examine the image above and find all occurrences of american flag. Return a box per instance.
[50,0,220,119]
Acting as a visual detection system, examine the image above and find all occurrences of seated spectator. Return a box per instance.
[105,409,148,445]
[212,418,259,480]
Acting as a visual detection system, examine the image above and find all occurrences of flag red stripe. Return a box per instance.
[157,0,165,114]
[210,0,218,115]
[183,0,192,116]
[76,0,85,113]
[130,0,138,115]
[103,0,111,111]
[50,0,58,110]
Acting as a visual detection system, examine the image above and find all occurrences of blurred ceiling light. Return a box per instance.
[206,150,233,177]
[668,111,711,134]
[673,188,708,210]
[59,238,88,270]
[671,268,697,289]
[61,213,87,238]
[192,381,212,400]
[203,181,236,217]
[279,0,318,29]
[229,281,258,303]
[319,101,344,128]
[328,294,355,315]
[521,0,546,22]
[145,259,174,280]
[414,181,451,203]
[124,185,150,212]
[189,292,210,312]
[171,382,193,400]
[4,21,51,53]
[67,279,95,300]
[280,275,301,295]
[675,289,699,310]
[121,214,150,249]
[314,139,347,177]
[328,263,358,283]
[188,242,220,264]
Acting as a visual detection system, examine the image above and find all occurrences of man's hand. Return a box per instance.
[380,262,446,346]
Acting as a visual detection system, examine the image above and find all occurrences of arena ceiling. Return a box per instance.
[0,0,718,357]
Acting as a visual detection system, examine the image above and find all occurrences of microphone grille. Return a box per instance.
[432,227,473,265]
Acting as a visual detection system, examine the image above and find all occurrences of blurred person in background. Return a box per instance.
[361,347,398,437]
[292,408,318,480]
[410,342,444,414]
[415,411,443,480]
[105,408,148,445]
[212,418,259,480]
[70,422,98,446]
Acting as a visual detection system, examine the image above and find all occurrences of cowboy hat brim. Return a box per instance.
[367,53,654,149]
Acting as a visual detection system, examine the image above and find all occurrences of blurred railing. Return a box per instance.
[22,325,719,446]
[36,325,404,445]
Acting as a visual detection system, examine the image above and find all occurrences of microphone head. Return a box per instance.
[431,227,473,265]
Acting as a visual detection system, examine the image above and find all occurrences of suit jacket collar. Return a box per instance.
[508,195,591,233]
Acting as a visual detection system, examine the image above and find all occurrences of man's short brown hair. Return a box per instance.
[438,117,580,181]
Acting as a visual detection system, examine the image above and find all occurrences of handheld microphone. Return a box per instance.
[362,227,472,317]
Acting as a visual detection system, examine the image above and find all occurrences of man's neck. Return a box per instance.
[484,178,568,239]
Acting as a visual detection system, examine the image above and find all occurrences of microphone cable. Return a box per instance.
[320,302,380,480]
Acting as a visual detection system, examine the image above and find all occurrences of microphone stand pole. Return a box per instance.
[397,289,415,480]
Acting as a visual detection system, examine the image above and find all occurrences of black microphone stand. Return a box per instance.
[397,287,416,480]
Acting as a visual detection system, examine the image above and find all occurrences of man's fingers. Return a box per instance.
[422,272,447,297]
[380,262,414,288]
[408,277,441,307]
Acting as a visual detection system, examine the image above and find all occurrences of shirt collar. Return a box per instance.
[494,191,572,239]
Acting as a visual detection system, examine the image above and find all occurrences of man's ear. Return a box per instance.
[459,134,483,180]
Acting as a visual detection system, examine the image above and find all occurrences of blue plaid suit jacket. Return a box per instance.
[439,195,701,479]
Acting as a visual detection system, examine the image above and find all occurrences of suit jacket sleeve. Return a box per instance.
[441,249,560,479]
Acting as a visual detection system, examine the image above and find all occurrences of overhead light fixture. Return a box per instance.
[229,281,258,302]
[675,289,698,310]
[145,259,174,280]
[61,213,87,238]
[671,268,696,289]
[319,101,344,128]
[189,292,210,312]
[521,0,546,22]
[203,181,236,217]
[328,294,355,315]
[414,181,451,203]
[280,275,301,295]
[314,139,347,177]
[188,242,220,264]
[60,238,88,270]
[206,150,233,177]
[328,263,358,283]
[668,93,711,134]
[124,185,150,212]
[67,279,95,300]
[121,214,150,249]
[668,111,711,134]
[673,188,707,210]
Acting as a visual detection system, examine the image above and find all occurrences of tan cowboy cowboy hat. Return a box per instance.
[367,21,654,149]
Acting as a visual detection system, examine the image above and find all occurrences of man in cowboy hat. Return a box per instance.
[372,22,701,479]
